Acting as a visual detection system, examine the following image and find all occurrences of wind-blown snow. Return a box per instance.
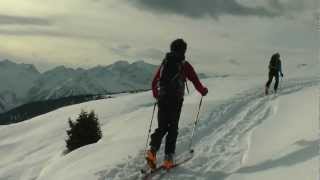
[0,70,319,180]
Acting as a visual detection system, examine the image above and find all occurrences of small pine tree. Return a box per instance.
[66,110,102,152]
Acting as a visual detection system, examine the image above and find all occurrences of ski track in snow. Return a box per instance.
[97,77,320,180]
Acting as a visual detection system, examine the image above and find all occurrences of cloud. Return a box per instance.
[228,59,241,66]
[109,44,164,61]
[0,29,100,39]
[0,14,52,26]
[0,14,100,39]
[128,0,278,18]
[110,44,132,56]
[266,0,313,15]
[135,48,164,61]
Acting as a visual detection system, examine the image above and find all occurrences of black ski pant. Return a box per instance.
[266,71,279,91]
[150,97,183,155]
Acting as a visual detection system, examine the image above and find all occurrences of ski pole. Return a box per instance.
[144,102,157,153]
[188,96,203,154]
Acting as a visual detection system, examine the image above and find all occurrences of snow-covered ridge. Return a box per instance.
[0,59,157,113]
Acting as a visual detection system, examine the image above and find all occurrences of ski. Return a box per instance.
[141,153,194,180]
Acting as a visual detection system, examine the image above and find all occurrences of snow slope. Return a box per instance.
[227,86,318,180]
[0,73,319,180]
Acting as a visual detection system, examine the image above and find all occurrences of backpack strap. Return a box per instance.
[180,60,189,94]
[159,59,167,80]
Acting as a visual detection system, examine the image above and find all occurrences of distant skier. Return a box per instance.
[146,39,208,170]
[265,53,284,94]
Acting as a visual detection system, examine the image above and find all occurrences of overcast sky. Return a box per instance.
[0,0,318,74]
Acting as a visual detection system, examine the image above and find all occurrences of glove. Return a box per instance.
[201,87,208,96]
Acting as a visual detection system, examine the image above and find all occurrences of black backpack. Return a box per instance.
[159,58,186,97]
[269,58,280,71]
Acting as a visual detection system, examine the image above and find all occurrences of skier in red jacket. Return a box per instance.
[146,39,208,170]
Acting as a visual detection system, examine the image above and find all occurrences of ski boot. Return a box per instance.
[146,149,157,170]
[162,154,174,170]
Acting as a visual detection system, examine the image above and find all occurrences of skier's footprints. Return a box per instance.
[98,78,320,180]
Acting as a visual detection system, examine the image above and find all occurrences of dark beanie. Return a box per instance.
[170,39,187,54]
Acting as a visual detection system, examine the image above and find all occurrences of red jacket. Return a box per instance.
[152,61,207,98]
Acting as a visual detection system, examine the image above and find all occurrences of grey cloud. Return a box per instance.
[228,59,241,66]
[117,44,131,51]
[110,44,132,56]
[0,14,98,39]
[136,48,164,61]
[128,0,278,18]
[0,14,52,26]
[0,29,64,37]
[267,0,310,13]
[109,44,164,61]
[0,29,100,39]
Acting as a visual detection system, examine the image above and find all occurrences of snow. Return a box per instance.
[0,59,156,112]
[0,60,40,97]
[227,86,318,180]
[0,60,40,112]
[0,66,319,180]
[27,60,157,101]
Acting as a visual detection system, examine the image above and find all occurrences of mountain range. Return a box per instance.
[0,60,157,113]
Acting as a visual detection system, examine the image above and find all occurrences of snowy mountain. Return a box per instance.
[0,60,40,112]
[0,69,318,180]
[0,60,157,112]
[26,66,89,101]
[0,90,19,113]
[26,60,157,101]
[0,60,40,96]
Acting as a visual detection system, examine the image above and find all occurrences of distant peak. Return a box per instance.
[2,59,11,62]
[113,60,129,66]
[0,59,16,65]
[132,60,146,65]
[22,64,40,74]
[0,59,40,74]
[107,61,130,70]
[44,65,74,74]
[53,65,69,71]
[56,65,66,68]
[75,67,85,72]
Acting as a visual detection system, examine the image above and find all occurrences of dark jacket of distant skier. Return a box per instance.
[146,38,208,169]
[265,53,284,93]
